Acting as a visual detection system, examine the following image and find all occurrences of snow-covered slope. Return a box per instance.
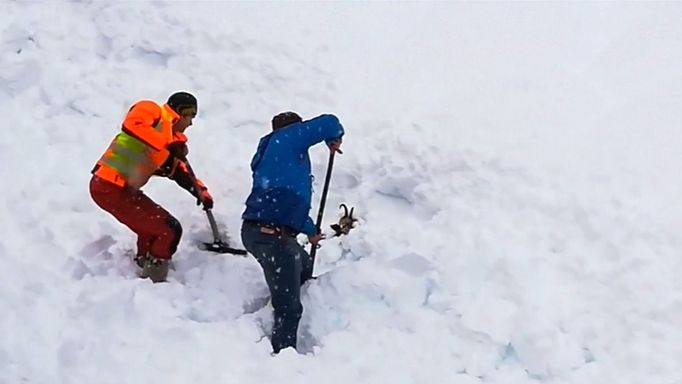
[1,2,681,383]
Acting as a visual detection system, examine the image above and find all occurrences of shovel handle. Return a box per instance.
[310,151,336,273]
[205,208,222,242]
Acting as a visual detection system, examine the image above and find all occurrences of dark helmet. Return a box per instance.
[271,111,302,130]
[167,91,198,117]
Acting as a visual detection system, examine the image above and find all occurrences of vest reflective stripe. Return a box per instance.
[99,132,157,180]
[159,105,173,131]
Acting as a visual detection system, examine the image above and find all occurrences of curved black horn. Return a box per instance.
[339,203,349,216]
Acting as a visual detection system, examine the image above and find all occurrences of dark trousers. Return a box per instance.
[241,220,313,353]
[89,176,182,259]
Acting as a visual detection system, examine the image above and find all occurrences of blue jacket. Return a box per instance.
[242,114,344,235]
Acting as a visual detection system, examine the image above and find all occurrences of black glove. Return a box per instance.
[167,142,188,160]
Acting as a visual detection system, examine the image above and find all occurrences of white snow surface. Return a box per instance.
[1,1,682,383]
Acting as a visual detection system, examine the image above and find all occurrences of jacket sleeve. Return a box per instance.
[160,132,202,198]
[291,114,345,151]
[169,161,204,198]
[121,100,168,151]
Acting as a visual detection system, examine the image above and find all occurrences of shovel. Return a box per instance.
[184,159,247,256]
[200,208,247,255]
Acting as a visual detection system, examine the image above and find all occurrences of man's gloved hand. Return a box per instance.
[167,141,188,160]
[327,138,343,154]
[197,188,214,210]
[307,232,325,248]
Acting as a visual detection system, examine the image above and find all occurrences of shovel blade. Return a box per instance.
[202,241,248,256]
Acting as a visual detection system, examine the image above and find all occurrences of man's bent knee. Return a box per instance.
[150,214,183,259]
[165,215,183,255]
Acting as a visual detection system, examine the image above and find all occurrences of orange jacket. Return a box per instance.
[92,101,187,190]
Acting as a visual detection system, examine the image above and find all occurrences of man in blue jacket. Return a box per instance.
[241,111,344,354]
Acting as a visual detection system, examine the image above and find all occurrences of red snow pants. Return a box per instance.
[89,176,182,259]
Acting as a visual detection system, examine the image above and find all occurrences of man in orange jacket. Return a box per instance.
[89,92,213,282]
